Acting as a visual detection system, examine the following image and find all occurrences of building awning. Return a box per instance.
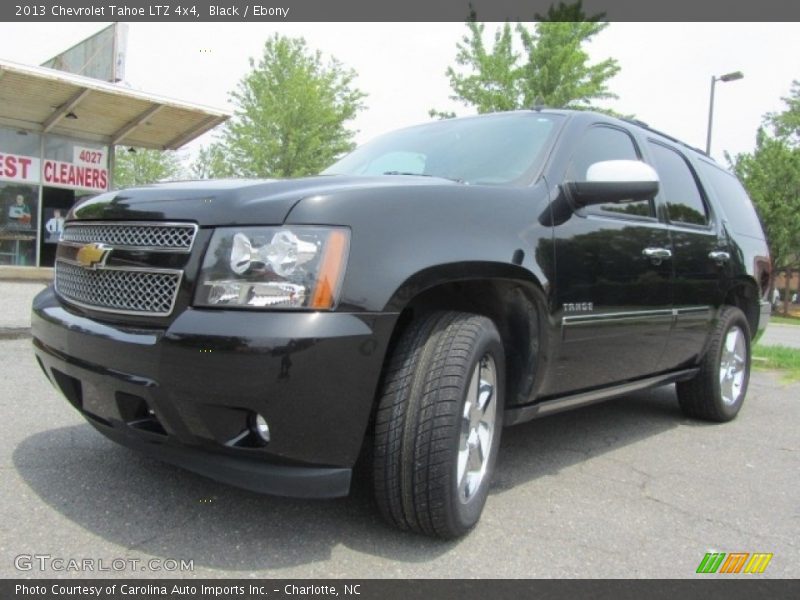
[0,58,230,150]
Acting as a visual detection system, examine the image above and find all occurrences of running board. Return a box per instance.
[504,368,699,426]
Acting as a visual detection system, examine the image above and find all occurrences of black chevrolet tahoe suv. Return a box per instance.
[32,110,771,538]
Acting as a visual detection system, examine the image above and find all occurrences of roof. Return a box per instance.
[0,58,230,150]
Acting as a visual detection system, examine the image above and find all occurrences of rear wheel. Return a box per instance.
[372,311,505,538]
[676,306,751,422]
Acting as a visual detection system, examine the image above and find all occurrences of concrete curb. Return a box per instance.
[0,327,31,340]
[0,266,53,282]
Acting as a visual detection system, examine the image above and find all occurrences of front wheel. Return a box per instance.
[676,306,752,422]
[372,311,505,538]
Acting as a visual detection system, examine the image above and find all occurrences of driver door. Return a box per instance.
[549,125,673,395]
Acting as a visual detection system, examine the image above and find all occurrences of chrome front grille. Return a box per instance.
[55,221,195,317]
[55,261,182,316]
[61,222,197,252]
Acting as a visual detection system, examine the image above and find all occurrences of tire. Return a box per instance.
[372,311,505,539]
[676,306,752,422]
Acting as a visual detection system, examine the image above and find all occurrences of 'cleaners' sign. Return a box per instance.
[0,152,108,192]
[44,159,108,192]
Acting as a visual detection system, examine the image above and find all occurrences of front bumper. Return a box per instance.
[32,286,396,498]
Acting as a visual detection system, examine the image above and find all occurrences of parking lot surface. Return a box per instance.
[1,333,798,579]
[0,281,44,331]
[759,323,800,348]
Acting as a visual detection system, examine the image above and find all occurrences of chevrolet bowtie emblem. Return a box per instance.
[75,242,112,270]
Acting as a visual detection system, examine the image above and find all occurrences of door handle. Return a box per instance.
[642,247,672,262]
[709,250,731,264]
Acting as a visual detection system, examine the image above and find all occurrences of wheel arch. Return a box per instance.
[382,262,551,410]
[722,276,761,339]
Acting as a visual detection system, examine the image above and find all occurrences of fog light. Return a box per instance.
[253,414,270,443]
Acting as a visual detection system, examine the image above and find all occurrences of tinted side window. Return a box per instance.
[697,160,765,239]
[568,126,653,219]
[648,142,709,226]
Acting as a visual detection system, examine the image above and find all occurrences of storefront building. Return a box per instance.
[0,58,229,268]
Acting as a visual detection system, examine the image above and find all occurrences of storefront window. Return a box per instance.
[0,182,38,266]
[0,127,41,157]
[44,135,107,163]
[44,133,106,159]
[0,127,41,266]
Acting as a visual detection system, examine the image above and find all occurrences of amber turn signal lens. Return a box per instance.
[310,229,349,309]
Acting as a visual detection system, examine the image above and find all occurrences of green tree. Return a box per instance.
[216,34,366,178]
[765,80,800,144]
[731,130,800,314]
[190,143,233,179]
[433,1,619,116]
[432,21,520,117]
[112,147,184,188]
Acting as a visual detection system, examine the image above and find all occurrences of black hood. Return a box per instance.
[69,176,457,227]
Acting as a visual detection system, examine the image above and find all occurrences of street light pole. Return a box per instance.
[706,76,717,155]
[706,71,744,156]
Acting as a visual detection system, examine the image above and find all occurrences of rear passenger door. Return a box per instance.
[646,141,727,369]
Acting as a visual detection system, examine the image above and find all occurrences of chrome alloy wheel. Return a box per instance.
[719,326,747,406]
[457,354,497,503]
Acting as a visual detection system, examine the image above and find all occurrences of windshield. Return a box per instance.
[322,112,562,186]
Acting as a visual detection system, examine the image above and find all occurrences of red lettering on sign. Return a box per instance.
[0,153,39,183]
[42,159,108,191]
[18,157,31,178]
[2,155,17,178]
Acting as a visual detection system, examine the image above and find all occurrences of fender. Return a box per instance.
[384,260,546,313]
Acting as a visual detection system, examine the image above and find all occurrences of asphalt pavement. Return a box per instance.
[1,330,798,578]
[759,323,800,348]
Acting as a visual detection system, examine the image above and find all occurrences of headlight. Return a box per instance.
[195,226,350,310]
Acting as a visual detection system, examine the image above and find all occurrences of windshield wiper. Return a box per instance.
[382,171,465,184]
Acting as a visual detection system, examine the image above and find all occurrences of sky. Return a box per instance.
[0,22,798,166]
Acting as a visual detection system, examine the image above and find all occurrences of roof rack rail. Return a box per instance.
[621,117,710,158]
[622,117,649,129]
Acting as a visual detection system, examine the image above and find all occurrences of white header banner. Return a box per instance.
[0,153,41,184]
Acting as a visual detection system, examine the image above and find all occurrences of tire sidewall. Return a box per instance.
[448,324,505,534]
